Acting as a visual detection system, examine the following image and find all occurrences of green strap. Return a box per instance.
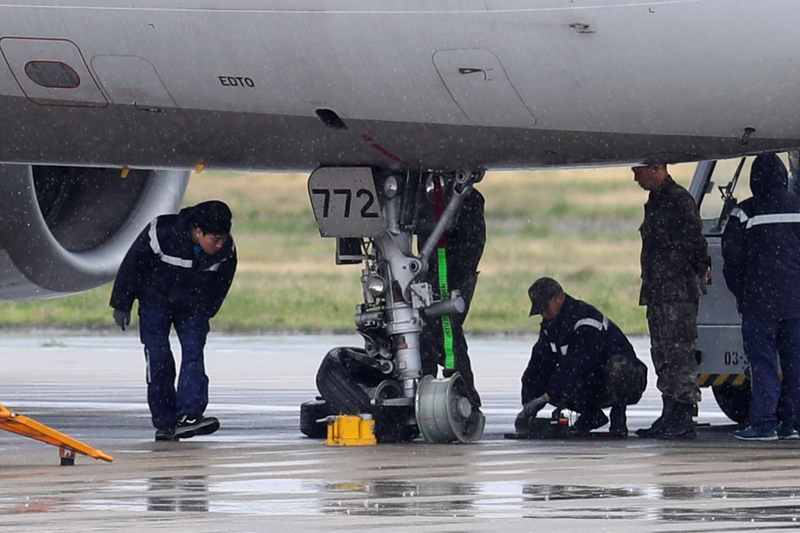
[437,247,455,370]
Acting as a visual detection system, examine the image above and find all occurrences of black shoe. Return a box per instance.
[155,427,176,442]
[658,425,696,440]
[636,396,674,438]
[173,415,220,440]
[572,407,608,435]
[635,424,663,438]
[610,405,628,437]
[657,402,696,440]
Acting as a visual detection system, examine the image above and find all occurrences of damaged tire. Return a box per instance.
[316,347,417,442]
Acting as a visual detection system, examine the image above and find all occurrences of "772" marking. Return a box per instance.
[311,188,379,219]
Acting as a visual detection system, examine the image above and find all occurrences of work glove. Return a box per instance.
[514,395,548,432]
[521,395,548,418]
[113,309,131,331]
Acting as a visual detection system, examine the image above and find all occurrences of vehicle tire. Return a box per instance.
[711,383,751,425]
[300,399,334,439]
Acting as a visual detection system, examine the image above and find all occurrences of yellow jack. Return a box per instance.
[324,414,377,446]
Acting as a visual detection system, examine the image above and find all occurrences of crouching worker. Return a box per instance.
[516,277,647,437]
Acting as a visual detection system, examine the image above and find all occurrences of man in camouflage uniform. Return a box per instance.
[633,164,711,439]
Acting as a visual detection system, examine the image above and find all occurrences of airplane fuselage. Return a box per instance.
[1,0,799,172]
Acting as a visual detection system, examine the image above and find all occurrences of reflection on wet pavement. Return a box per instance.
[3,333,800,532]
[28,432,797,528]
[148,476,208,513]
[80,440,800,523]
[313,480,800,522]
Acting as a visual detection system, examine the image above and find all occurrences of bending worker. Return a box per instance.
[110,201,237,442]
[517,277,647,436]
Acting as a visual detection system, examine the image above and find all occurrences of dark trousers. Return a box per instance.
[523,355,645,414]
[741,316,800,431]
[419,311,480,406]
[139,305,210,430]
[419,273,481,406]
[646,301,701,405]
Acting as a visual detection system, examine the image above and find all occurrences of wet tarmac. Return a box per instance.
[2,332,800,532]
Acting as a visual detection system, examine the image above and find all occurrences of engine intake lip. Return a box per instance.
[0,164,189,293]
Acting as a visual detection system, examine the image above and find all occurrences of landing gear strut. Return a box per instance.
[304,167,485,443]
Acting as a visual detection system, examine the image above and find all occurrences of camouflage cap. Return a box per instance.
[528,277,563,316]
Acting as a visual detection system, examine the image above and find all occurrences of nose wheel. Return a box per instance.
[415,372,485,443]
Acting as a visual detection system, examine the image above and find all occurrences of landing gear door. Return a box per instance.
[308,167,384,238]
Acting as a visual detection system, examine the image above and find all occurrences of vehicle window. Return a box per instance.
[698,153,791,235]
[699,157,752,225]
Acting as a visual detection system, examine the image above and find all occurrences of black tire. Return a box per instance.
[711,383,751,425]
[316,347,417,443]
[316,347,380,417]
[300,399,334,439]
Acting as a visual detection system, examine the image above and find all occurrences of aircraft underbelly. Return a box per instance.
[0,1,798,169]
[0,93,796,171]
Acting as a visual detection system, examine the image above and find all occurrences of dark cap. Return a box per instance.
[631,161,669,171]
[528,277,563,316]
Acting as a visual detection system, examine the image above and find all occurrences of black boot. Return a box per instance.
[610,404,628,437]
[572,405,608,436]
[658,401,696,440]
[636,396,674,438]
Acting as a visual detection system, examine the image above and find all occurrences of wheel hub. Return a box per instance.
[415,372,485,443]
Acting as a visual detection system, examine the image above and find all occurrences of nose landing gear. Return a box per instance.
[303,167,485,443]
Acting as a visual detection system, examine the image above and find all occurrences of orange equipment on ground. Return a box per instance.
[0,402,113,465]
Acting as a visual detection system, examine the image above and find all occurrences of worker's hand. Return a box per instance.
[113,309,131,331]
[521,395,548,418]
[704,267,713,285]
[514,395,549,433]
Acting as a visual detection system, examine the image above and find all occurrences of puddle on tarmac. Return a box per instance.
[316,481,800,522]
[12,473,800,524]
[69,477,800,522]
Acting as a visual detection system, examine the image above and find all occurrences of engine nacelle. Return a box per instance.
[0,164,189,299]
